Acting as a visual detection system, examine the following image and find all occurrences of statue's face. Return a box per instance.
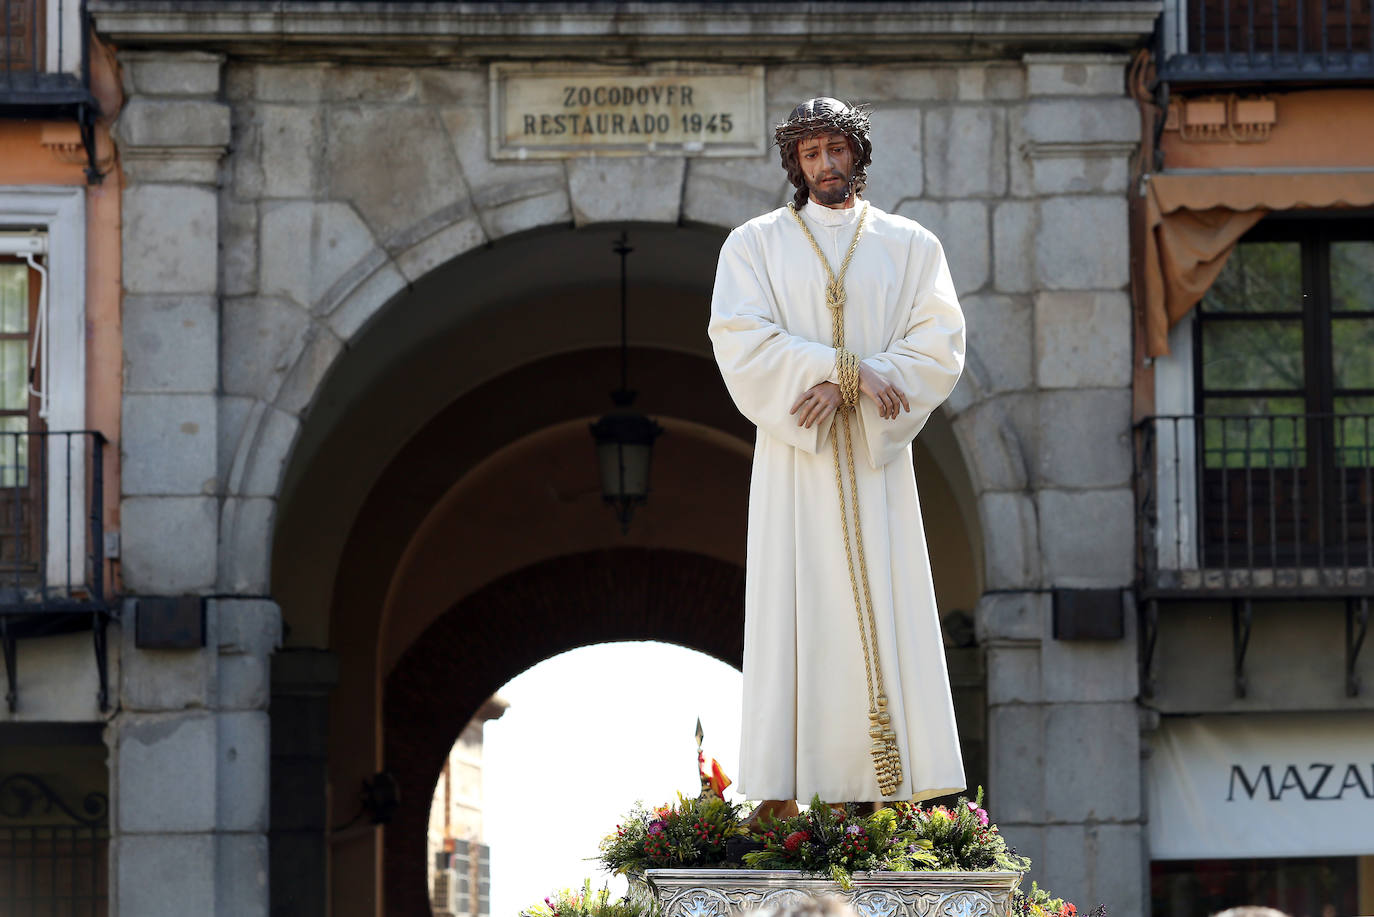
[796,131,856,206]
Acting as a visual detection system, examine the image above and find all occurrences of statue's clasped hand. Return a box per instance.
[791,367,910,427]
[790,381,842,429]
[858,362,910,421]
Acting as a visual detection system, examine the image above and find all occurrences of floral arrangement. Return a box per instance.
[1013,881,1106,917]
[741,797,937,886]
[888,788,1031,873]
[741,788,1027,887]
[518,880,651,917]
[599,795,748,875]
[596,789,1102,915]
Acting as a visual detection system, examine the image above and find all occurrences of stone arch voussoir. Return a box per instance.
[947,390,1029,497]
[242,184,738,507]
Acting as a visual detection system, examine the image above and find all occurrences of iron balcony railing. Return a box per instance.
[1135,413,1374,597]
[0,430,111,713]
[0,431,106,606]
[1,0,100,179]
[1,0,89,100]
[1156,0,1374,82]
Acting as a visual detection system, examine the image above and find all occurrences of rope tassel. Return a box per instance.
[787,202,903,798]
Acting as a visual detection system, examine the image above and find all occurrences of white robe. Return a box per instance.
[708,200,967,803]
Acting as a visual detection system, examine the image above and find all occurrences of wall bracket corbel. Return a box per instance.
[1347,597,1370,697]
[1,617,15,713]
[1232,598,1253,698]
[1140,597,1160,698]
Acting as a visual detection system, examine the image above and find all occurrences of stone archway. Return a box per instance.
[383,548,746,917]
[264,221,992,917]
[266,222,755,917]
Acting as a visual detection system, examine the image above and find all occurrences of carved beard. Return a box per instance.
[806,166,854,205]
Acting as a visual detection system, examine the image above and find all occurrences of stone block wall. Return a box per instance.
[112,51,283,917]
[203,52,1143,595]
[108,47,1145,917]
[110,597,279,917]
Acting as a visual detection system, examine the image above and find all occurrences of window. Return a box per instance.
[1193,217,1374,567]
[0,187,87,593]
[0,257,43,578]
[1152,856,1363,917]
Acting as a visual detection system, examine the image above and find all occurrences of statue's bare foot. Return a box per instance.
[744,799,799,829]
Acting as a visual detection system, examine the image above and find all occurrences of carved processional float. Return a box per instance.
[646,868,1020,917]
[569,724,1071,917]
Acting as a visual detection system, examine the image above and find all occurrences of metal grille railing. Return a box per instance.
[1,0,40,78]
[0,775,108,917]
[0,431,105,606]
[1158,0,1374,81]
[1,0,95,104]
[1,0,99,185]
[1136,413,1374,595]
[3,0,53,88]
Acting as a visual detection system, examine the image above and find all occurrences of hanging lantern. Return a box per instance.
[590,397,663,534]
[590,233,663,534]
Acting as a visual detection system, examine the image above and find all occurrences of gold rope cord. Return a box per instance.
[786,202,903,797]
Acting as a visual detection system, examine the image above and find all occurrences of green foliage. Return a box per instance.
[598,795,748,877]
[519,879,655,917]
[598,787,1034,890]
[741,796,939,888]
[889,788,1031,873]
[1011,881,1106,917]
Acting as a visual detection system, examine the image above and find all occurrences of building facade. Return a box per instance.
[0,0,123,912]
[428,696,505,917]
[1133,0,1374,911]
[0,0,1368,915]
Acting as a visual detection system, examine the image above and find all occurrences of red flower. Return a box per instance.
[783,830,811,852]
[1059,905,1076,917]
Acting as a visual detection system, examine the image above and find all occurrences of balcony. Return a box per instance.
[1,0,99,176]
[1136,412,1373,696]
[1156,0,1374,84]
[1136,412,1374,598]
[0,430,112,713]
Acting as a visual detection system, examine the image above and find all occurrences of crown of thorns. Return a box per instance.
[773,99,872,149]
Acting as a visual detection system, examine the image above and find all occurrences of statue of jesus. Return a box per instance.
[707,98,967,808]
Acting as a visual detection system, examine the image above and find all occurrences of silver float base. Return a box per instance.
[646,869,1023,917]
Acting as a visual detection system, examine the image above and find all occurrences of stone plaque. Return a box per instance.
[490,62,766,159]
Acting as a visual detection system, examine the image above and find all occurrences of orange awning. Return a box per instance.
[1142,170,1374,356]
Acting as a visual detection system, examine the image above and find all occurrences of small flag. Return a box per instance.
[709,759,732,798]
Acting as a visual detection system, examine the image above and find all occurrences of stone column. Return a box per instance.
[974,53,1147,917]
[110,51,280,917]
[110,597,280,917]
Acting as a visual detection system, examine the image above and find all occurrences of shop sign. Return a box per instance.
[1147,713,1374,860]
[490,63,766,159]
